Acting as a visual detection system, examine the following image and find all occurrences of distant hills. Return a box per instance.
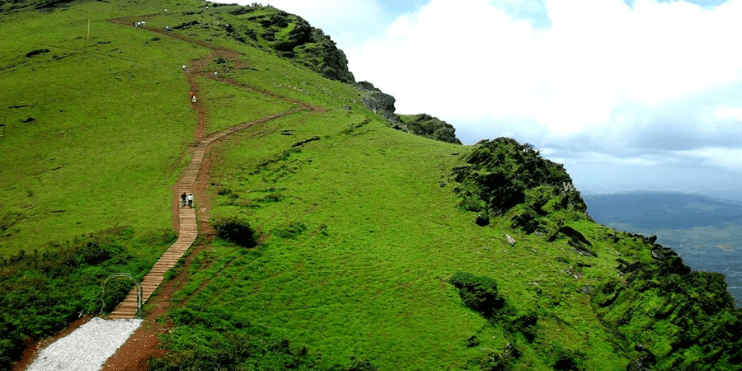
[584,191,742,303]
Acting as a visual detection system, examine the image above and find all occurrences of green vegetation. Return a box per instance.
[1,1,740,371]
[0,227,174,369]
[0,0,204,257]
[211,216,257,247]
[450,271,505,318]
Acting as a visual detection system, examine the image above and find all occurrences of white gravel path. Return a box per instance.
[26,317,142,371]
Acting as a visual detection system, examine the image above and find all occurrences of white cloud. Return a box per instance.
[574,151,660,166]
[346,0,742,139]
[712,106,742,122]
[672,147,742,172]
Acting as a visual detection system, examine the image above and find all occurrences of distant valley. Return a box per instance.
[584,192,742,305]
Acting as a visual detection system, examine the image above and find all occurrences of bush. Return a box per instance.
[273,222,307,239]
[212,217,257,248]
[450,272,504,317]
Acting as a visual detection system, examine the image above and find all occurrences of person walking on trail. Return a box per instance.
[180,192,187,208]
[187,194,194,208]
[214,71,218,78]
[191,95,197,103]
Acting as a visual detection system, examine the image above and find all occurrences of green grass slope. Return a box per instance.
[1,1,740,371]
[0,0,205,256]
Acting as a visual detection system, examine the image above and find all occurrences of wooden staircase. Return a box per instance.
[108,107,306,319]
[109,206,196,318]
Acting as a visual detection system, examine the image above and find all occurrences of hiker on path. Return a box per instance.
[187,194,194,208]
[214,71,218,78]
[180,192,187,207]
[192,95,197,103]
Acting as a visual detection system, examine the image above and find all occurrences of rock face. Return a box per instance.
[356,82,462,144]
[223,8,355,83]
[357,81,398,122]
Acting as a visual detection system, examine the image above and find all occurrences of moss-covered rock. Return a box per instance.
[592,235,742,370]
[395,114,462,144]
[450,271,504,317]
[452,138,586,232]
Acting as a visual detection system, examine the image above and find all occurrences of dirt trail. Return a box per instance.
[108,30,313,320]
[99,16,320,370]
[16,17,322,371]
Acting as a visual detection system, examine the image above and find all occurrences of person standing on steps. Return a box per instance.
[187,194,194,208]
[180,192,187,208]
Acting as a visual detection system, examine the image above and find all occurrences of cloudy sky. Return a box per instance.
[217,0,742,201]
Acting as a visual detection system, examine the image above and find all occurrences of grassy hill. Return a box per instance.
[1,1,740,370]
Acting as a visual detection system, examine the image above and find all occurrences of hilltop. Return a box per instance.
[1,1,740,370]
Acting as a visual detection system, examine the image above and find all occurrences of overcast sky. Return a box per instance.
[216,0,742,201]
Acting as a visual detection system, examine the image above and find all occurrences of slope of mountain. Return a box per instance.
[584,192,742,306]
[1,1,740,371]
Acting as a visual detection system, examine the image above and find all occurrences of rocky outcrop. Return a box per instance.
[356,81,398,122]
[452,137,585,221]
[355,82,462,144]
[223,8,355,83]
[396,114,462,145]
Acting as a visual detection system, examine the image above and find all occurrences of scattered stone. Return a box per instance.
[26,49,50,58]
[291,136,320,147]
[571,247,598,258]
[559,226,592,246]
[174,20,199,30]
[651,248,665,260]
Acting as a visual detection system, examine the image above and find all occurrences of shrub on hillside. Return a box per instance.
[212,217,257,247]
[450,272,504,317]
[273,222,307,239]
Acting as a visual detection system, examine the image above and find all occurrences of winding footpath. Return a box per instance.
[24,17,318,370]
[109,105,305,318]
[108,15,315,319]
